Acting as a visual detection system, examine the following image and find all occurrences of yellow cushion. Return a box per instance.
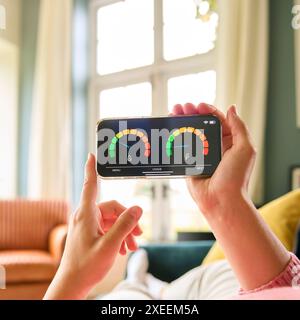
[202,189,300,265]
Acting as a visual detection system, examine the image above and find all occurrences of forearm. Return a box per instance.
[44,269,90,300]
[202,192,291,291]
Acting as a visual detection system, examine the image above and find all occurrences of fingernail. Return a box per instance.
[231,105,238,116]
[208,104,217,111]
[86,153,94,165]
[129,206,142,220]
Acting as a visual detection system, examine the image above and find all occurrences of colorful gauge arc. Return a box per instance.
[109,129,151,159]
[166,127,209,157]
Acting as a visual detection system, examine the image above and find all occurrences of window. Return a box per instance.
[90,0,218,241]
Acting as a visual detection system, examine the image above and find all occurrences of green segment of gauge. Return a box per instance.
[166,134,175,157]
[109,139,117,158]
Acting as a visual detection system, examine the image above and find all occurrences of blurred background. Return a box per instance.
[1,0,300,298]
[0,0,300,299]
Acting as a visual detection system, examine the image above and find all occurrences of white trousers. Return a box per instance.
[100,260,240,300]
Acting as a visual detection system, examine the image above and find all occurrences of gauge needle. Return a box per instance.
[119,142,130,149]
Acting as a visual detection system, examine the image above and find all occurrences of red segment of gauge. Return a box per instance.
[144,149,151,157]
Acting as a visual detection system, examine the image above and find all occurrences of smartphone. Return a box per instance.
[96,115,221,178]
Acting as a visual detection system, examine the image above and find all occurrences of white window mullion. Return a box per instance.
[151,72,172,242]
[91,0,123,10]
[150,0,171,242]
[94,68,152,90]
[154,0,163,64]
[93,51,216,90]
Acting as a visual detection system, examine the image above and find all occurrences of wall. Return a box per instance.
[265,0,300,202]
[0,0,21,197]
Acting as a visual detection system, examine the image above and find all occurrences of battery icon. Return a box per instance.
[210,120,216,125]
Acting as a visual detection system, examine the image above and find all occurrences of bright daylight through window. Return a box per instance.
[90,0,218,241]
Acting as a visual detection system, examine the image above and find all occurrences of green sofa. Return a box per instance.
[140,235,300,283]
[140,241,214,282]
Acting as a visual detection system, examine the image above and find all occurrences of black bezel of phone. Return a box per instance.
[96,115,222,179]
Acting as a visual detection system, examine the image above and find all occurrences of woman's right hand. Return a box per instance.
[171,103,256,215]
[172,103,290,291]
[44,154,143,300]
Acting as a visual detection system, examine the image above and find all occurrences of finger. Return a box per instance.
[80,153,98,206]
[197,103,231,137]
[132,224,143,236]
[172,104,184,115]
[99,201,143,235]
[226,105,251,147]
[183,103,198,114]
[119,241,127,255]
[102,219,142,236]
[102,206,143,252]
[98,200,126,220]
[125,234,138,251]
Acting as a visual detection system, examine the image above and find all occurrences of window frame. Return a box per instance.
[89,0,216,148]
[89,0,217,241]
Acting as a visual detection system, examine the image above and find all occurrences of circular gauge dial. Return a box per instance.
[166,127,209,159]
[109,129,151,162]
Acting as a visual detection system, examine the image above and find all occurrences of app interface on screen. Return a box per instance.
[97,116,221,177]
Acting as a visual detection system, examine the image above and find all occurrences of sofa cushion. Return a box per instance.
[140,241,214,282]
[0,250,57,283]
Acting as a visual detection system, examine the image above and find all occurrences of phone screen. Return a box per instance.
[96,115,221,178]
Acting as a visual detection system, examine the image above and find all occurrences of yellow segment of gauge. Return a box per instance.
[194,129,201,136]
[130,129,137,135]
[116,132,123,139]
[137,131,144,138]
[173,129,180,137]
[199,133,206,141]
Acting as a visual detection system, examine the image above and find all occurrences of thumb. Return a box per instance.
[102,206,143,251]
[80,153,98,206]
[226,105,251,147]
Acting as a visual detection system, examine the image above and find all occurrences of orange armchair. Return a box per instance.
[0,200,69,300]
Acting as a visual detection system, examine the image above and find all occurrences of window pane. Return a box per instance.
[167,71,216,112]
[97,0,154,75]
[169,180,210,236]
[163,0,218,61]
[99,82,152,240]
[167,71,216,233]
[99,82,152,118]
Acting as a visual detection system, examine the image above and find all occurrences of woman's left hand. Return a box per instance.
[44,154,143,300]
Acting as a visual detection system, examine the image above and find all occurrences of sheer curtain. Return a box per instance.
[28,0,72,200]
[216,0,269,204]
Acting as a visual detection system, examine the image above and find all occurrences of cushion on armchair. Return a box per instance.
[0,250,57,283]
[0,200,69,299]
